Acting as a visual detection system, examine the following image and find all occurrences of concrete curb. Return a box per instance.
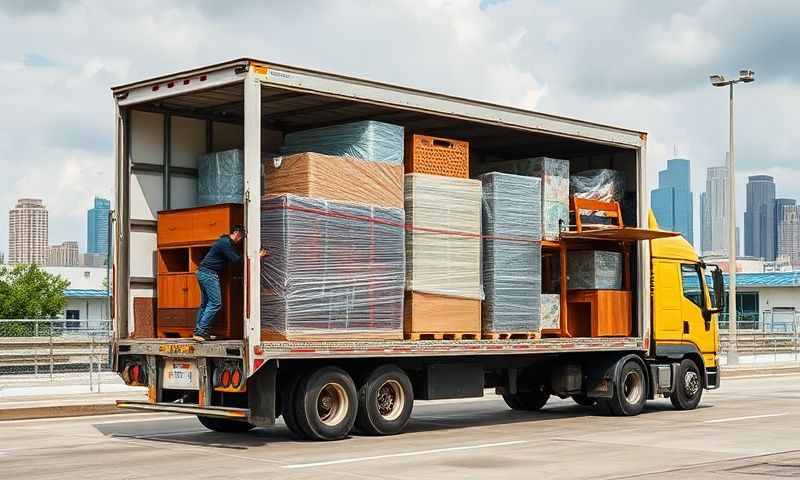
[0,403,136,421]
[721,365,800,378]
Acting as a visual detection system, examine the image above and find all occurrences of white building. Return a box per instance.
[48,240,80,266]
[8,198,49,266]
[44,266,110,323]
[724,272,800,332]
[702,161,730,256]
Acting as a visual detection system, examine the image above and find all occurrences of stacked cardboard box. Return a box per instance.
[480,173,542,335]
[404,173,482,338]
[260,194,405,340]
[480,157,569,240]
[262,152,403,209]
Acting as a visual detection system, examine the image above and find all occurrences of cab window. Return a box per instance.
[680,264,705,309]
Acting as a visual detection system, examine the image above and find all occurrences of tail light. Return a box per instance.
[230,368,242,388]
[220,368,232,388]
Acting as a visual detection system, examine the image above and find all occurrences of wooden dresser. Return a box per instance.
[156,203,244,339]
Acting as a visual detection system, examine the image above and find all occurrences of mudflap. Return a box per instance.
[247,359,278,427]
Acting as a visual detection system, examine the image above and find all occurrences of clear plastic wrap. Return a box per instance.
[480,157,569,240]
[540,294,561,330]
[405,174,482,300]
[263,152,404,209]
[570,169,625,202]
[198,149,244,205]
[480,173,542,333]
[565,251,623,290]
[260,194,405,339]
[281,121,404,165]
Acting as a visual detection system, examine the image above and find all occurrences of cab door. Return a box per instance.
[679,263,717,362]
[652,260,684,342]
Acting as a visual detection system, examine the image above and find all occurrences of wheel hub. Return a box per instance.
[375,380,404,421]
[684,371,700,397]
[317,383,348,427]
[623,370,643,405]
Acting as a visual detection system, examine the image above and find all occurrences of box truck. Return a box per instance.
[112,59,723,440]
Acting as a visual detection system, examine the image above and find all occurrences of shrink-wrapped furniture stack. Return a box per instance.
[480,173,542,337]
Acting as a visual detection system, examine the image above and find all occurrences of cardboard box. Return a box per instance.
[263,152,404,209]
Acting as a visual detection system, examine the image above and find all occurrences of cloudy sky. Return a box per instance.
[0,0,798,254]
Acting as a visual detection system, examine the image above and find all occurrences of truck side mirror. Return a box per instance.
[711,265,724,311]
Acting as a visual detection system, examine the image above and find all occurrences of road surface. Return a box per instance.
[1,373,799,479]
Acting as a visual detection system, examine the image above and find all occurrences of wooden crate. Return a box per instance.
[405,134,469,178]
[404,292,481,340]
[261,327,403,342]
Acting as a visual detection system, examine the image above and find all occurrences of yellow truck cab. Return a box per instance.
[649,212,724,408]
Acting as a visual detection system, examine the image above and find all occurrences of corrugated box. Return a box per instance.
[262,152,404,209]
[260,194,405,340]
[480,173,542,333]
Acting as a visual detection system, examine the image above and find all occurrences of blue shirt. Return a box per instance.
[199,235,242,273]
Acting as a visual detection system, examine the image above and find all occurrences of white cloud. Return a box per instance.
[0,0,797,254]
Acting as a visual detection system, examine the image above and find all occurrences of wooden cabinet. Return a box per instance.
[566,290,632,337]
[157,203,243,247]
[154,204,244,339]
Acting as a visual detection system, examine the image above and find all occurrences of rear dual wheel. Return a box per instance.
[291,366,358,441]
[196,415,255,433]
[355,365,414,436]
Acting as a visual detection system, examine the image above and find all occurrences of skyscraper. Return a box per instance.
[700,192,711,254]
[774,198,796,261]
[87,197,111,256]
[48,241,80,266]
[703,163,731,255]
[650,158,693,244]
[777,205,800,268]
[744,175,775,259]
[8,198,49,266]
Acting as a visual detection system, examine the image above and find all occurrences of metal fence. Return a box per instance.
[718,312,800,366]
[0,319,112,392]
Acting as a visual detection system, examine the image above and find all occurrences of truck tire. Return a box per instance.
[294,366,358,441]
[196,416,255,433]
[355,365,414,436]
[280,373,306,439]
[502,388,550,411]
[571,394,596,406]
[603,359,646,416]
[670,359,703,410]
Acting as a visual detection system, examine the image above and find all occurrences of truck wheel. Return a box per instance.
[670,359,703,410]
[294,366,358,441]
[502,388,550,411]
[571,394,596,406]
[280,373,306,439]
[355,365,414,436]
[604,360,646,416]
[196,416,255,433]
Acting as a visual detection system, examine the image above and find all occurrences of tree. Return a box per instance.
[0,264,69,324]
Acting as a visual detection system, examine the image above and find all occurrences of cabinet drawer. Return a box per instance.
[157,213,194,246]
[192,208,231,244]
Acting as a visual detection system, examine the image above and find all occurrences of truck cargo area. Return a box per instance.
[112,59,720,441]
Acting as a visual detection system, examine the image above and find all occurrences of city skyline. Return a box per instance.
[651,158,693,244]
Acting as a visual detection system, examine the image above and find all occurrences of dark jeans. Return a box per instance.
[195,269,221,336]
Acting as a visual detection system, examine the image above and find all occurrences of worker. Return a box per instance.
[194,224,266,342]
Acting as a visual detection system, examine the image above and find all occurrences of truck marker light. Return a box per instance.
[231,368,242,388]
[199,75,207,81]
[167,82,175,88]
[151,85,159,91]
[183,79,190,85]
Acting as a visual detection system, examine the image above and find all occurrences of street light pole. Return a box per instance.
[727,82,738,365]
[710,69,754,366]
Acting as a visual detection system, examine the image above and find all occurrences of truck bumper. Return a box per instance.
[116,400,250,419]
[706,366,720,390]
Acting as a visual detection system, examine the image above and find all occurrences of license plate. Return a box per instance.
[162,359,199,390]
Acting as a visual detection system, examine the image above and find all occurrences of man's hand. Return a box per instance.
[258,248,269,258]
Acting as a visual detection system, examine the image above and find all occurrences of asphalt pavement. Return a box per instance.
[1,372,799,479]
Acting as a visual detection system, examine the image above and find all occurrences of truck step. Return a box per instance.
[481,332,541,340]
[405,332,480,341]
